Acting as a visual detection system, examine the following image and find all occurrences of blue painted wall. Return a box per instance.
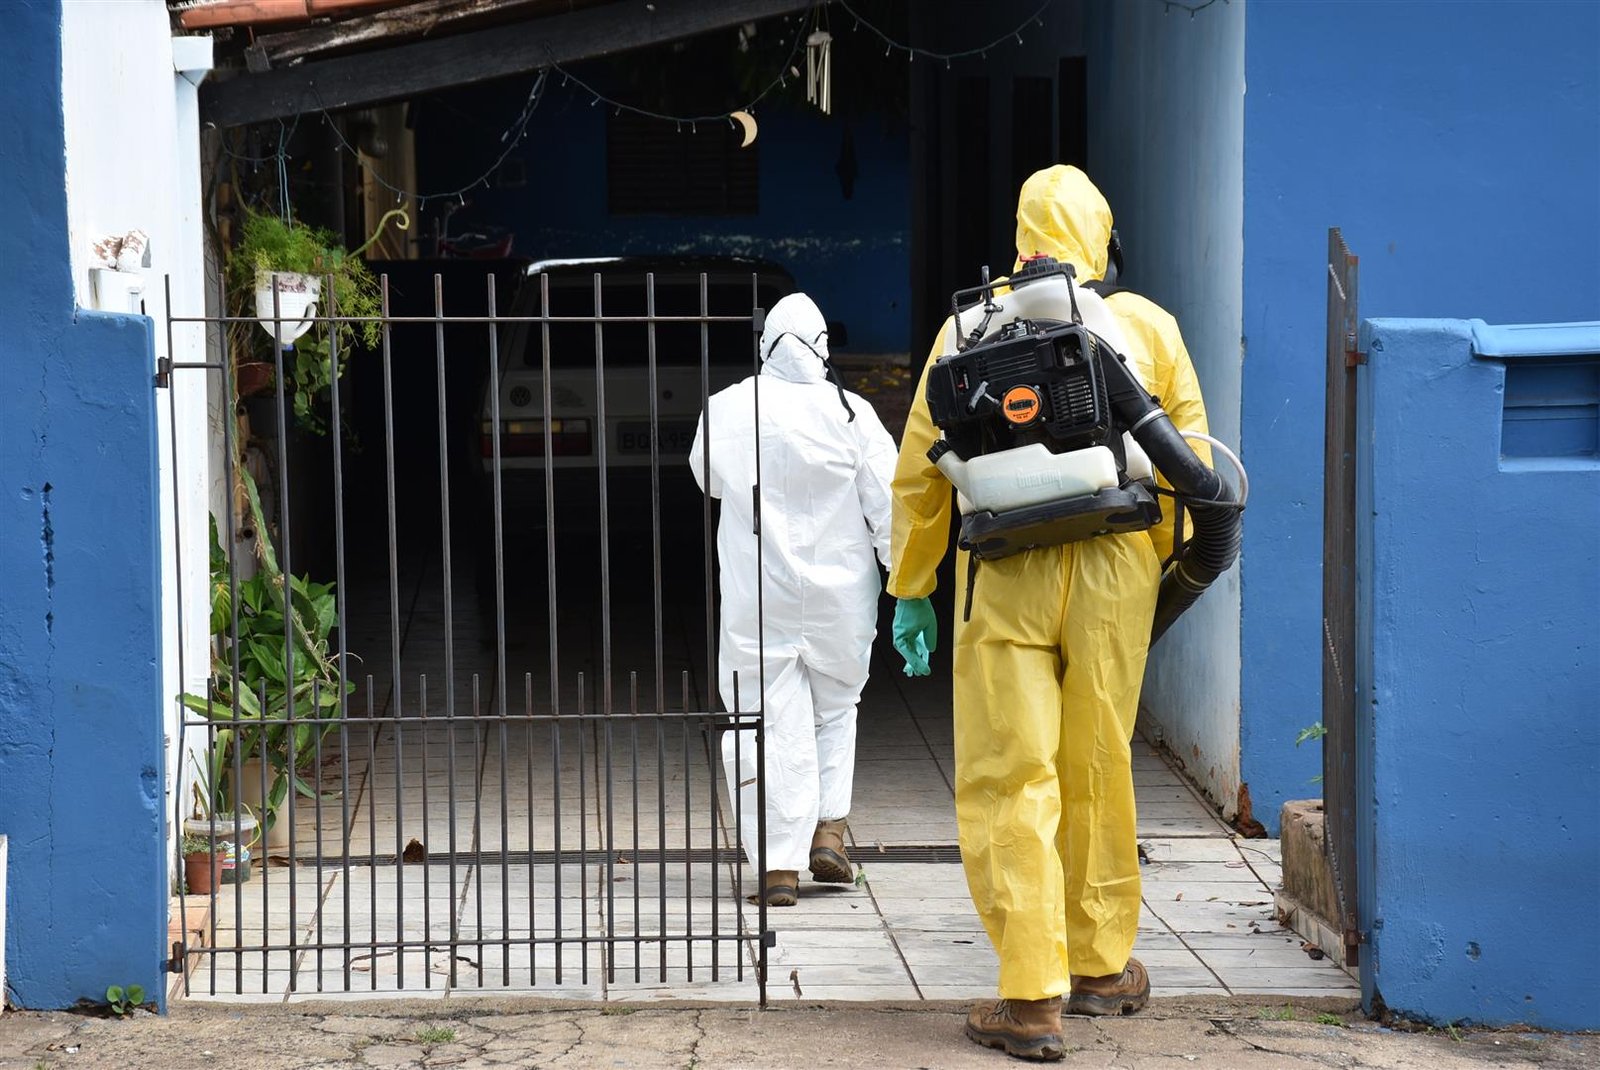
[0,0,167,1010]
[1088,0,1246,817]
[415,88,911,352]
[1241,1,1600,831]
[1356,318,1600,1030]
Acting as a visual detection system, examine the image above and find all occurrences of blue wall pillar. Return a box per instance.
[0,0,168,1010]
[1240,0,1600,831]
[1356,318,1600,1030]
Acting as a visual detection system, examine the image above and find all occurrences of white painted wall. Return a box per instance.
[61,1,214,872]
[1087,0,1246,817]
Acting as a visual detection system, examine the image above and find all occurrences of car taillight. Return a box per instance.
[481,419,592,458]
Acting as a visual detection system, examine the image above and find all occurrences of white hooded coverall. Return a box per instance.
[689,293,898,874]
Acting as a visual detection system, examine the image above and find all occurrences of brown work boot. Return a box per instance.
[809,818,854,884]
[761,870,798,907]
[964,997,1065,1061]
[1066,958,1150,1016]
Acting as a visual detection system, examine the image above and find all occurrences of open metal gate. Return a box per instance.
[1322,228,1362,967]
[163,266,773,1000]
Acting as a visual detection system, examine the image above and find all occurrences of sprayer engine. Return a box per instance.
[925,258,1246,641]
[925,264,1161,561]
[925,317,1122,468]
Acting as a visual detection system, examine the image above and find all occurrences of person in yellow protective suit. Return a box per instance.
[888,165,1212,1061]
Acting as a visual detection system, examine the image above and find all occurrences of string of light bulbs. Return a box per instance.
[833,0,1057,66]
[232,0,1085,214]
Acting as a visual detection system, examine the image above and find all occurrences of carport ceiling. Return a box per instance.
[190,0,817,128]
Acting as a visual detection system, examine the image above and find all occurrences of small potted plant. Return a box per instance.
[182,832,225,895]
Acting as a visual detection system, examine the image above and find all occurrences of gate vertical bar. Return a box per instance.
[749,271,768,1006]
[485,278,513,988]
[539,272,564,984]
[434,274,461,989]
[646,273,669,982]
[378,275,406,990]
[268,279,300,991]
[592,272,617,985]
[1322,228,1362,968]
[216,265,245,993]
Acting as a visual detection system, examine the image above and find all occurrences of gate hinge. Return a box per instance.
[1344,332,1365,368]
[166,941,185,973]
[761,930,777,948]
[1343,927,1365,967]
[155,356,173,388]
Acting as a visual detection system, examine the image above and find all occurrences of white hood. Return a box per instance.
[759,293,830,384]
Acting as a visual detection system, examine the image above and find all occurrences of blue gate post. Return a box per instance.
[1356,317,1600,1029]
[0,0,168,1011]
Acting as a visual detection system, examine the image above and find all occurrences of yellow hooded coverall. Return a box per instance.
[888,166,1211,998]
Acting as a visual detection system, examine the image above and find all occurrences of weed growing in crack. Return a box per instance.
[1315,1013,1345,1027]
[415,1026,457,1044]
[1258,1003,1296,1021]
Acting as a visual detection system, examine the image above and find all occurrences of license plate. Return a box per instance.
[617,420,696,455]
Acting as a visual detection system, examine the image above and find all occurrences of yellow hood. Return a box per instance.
[1012,165,1113,282]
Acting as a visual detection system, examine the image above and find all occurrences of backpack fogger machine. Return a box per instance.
[926,257,1247,641]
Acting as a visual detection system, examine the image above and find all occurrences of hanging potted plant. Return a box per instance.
[226,210,384,430]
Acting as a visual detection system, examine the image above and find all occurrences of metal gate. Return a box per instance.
[1322,228,1362,967]
[163,267,772,1000]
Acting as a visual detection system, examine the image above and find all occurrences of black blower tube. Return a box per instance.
[1099,352,1242,643]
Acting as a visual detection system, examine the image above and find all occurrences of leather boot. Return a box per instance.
[964,997,1065,1061]
[1066,958,1150,1016]
[809,818,854,884]
[761,870,798,907]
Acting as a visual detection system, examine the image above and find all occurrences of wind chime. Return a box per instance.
[806,23,833,115]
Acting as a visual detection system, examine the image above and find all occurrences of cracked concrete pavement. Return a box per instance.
[2,997,1594,1069]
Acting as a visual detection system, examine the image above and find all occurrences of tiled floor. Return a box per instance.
[176,541,1355,1005]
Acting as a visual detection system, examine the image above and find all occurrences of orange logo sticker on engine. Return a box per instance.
[1001,385,1042,426]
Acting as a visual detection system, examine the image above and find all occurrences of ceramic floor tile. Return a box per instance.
[1209,965,1358,991]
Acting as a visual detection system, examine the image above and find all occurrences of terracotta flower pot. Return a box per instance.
[184,850,223,895]
[235,360,276,398]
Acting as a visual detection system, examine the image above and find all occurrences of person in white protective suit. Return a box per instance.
[689,292,898,907]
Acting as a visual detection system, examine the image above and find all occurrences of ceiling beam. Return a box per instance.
[252,0,571,65]
[199,0,816,129]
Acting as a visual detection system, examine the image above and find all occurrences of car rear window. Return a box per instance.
[507,271,790,369]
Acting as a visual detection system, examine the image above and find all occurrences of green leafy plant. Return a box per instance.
[180,833,214,856]
[227,210,383,432]
[182,473,352,838]
[415,1026,457,1044]
[105,984,146,1017]
[1315,1012,1345,1027]
[1297,720,1327,784]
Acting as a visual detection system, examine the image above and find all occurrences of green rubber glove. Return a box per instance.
[892,597,938,677]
